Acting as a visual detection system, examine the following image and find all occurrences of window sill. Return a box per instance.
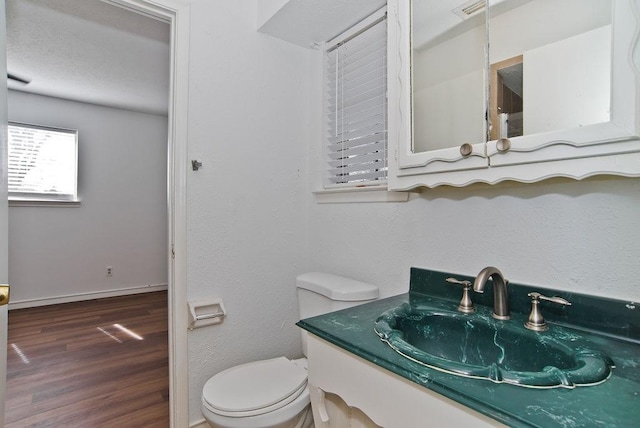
[314,186,409,204]
[9,199,81,208]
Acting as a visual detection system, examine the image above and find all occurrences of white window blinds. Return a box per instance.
[8,122,79,202]
[325,10,387,187]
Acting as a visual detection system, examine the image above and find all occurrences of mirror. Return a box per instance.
[389,0,639,190]
[411,0,612,153]
[488,0,612,140]
[411,0,487,153]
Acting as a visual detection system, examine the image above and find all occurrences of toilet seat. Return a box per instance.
[202,357,308,418]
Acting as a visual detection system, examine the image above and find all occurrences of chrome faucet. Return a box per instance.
[473,266,510,320]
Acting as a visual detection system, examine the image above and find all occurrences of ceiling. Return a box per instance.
[258,0,387,48]
[6,0,170,115]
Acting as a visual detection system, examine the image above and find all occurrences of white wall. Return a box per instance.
[305,2,639,304]
[8,90,168,304]
[183,1,639,425]
[185,0,310,422]
[307,178,640,302]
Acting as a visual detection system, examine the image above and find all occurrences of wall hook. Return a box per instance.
[191,160,203,171]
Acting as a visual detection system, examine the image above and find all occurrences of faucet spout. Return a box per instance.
[473,266,510,320]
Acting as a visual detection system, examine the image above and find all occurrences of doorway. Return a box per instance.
[490,55,524,140]
[3,0,189,425]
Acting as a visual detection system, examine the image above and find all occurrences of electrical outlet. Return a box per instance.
[106,266,113,277]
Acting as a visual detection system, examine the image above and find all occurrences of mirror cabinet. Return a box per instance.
[387,0,640,190]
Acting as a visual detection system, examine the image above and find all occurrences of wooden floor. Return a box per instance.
[4,291,169,427]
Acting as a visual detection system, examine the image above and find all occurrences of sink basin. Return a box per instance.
[374,303,613,389]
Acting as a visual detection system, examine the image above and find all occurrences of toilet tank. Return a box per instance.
[296,272,379,356]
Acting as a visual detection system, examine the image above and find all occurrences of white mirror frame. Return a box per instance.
[388,0,640,190]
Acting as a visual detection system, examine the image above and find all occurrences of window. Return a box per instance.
[324,9,387,189]
[8,122,79,202]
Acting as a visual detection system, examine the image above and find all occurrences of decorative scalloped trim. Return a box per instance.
[396,172,640,191]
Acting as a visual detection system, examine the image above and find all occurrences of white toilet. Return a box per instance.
[201,272,379,428]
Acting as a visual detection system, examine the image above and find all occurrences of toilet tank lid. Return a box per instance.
[296,272,379,301]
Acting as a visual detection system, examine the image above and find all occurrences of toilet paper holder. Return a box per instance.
[188,298,227,330]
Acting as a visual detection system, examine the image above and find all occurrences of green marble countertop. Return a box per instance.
[297,268,640,427]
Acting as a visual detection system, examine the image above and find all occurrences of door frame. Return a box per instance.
[1,0,9,423]
[102,1,190,426]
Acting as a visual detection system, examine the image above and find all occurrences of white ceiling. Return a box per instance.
[258,0,387,48]
[6,0,170,115]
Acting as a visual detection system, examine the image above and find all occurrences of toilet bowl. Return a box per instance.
[201,358,313,428]
[201,273,379,428]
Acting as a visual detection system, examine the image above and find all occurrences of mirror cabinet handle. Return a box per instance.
[459,143,473,157]
[496,138,511,153]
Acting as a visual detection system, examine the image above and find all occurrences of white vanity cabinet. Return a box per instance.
[306,334,503,428]
[387,0,640,190]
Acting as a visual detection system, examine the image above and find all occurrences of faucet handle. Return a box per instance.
[525,292,572,331]
[446,277,472,287]
[446,278,475,314]
[535,293,571,306]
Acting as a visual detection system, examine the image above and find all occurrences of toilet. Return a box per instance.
[201,272,379,428]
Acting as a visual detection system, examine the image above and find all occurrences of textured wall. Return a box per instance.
[308,178,640,302]
[185,0,310,422]
[8,90,168,303]
[184,2,640,425]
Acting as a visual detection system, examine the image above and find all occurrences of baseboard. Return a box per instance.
[189,419,210,428]
[8,283,168,310]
